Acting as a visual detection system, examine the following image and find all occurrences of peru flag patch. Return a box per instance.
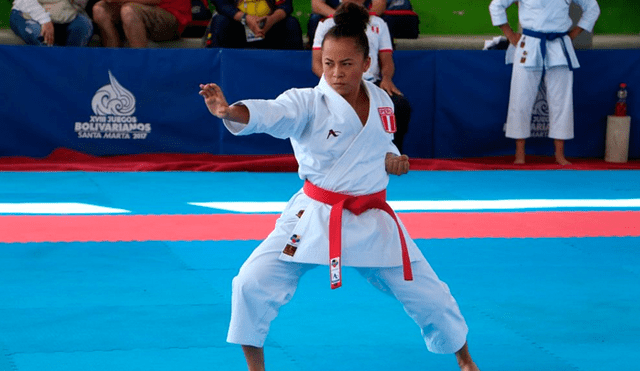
[378,107,396,133]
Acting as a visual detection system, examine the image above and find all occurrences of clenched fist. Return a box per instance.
[385,153,410,176]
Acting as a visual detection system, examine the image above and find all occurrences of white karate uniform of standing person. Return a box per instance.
[489,0,600,165]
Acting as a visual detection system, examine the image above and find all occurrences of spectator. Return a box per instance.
[380,0,419,39]
[307,0,384,48]
[312,0,412,153]
[10,0,94,46]
[489,0,600,165]
[92,0,191,47]
[204,0,303,49]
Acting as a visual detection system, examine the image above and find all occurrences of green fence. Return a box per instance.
[1,0,639,35]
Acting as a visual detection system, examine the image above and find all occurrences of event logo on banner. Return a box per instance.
[530,80,549,138]
[74,71,152,140]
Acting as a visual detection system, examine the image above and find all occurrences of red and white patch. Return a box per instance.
[378,107,396,133]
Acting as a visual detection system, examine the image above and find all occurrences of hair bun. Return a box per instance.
[333,2,369,31]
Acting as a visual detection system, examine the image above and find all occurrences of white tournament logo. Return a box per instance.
[75,71,152,140]
[530,80,549,138]
[92,71,136,116]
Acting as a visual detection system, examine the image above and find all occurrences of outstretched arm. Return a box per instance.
[199,83,249,124]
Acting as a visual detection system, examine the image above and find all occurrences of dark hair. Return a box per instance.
[321,2,370,58]
[334,1,370,29]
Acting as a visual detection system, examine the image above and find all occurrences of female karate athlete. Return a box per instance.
[312,0,413,153]
[199,22,480,371]
[489,0,600,165]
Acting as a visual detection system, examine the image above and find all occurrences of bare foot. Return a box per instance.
[553,139,570,166]
[514,158,525,165]
[460,363,481,371]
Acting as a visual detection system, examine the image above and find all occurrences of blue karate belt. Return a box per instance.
[522,29,574,71]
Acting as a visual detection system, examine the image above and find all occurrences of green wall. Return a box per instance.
[1,0,11,29]
[293,0,637,35]
[1,0,639,35]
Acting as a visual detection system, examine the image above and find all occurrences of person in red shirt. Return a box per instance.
[92,0,191,47]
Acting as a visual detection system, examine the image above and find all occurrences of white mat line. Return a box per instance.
[189,199,640,213]
[189,202,288,213]
[0,203,130,214]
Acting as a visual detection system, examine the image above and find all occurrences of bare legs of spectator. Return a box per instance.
[92,1,122,47]
[120,4,148,47]
[93,1,148,47]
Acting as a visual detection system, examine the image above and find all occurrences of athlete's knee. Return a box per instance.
[232,264,283,301]
[232,269,261,297]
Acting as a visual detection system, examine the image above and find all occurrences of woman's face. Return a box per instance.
[321,36,371,99]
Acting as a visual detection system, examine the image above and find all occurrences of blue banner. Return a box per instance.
[0,45,638,159]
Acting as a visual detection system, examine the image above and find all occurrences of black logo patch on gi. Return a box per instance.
[296,209,305,218]
[327,129,341,139]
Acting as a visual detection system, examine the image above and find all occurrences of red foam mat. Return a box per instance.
[1,148,640,172]
[2,211,639,243]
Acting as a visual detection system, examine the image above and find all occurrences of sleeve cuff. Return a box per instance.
[490,14,509,27]
[222,103,252,135]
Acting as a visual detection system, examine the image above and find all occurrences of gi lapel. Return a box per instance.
[317,78,383,191]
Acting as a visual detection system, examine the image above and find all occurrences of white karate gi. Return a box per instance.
[312,15,393,83]
[489,0,600,139]
[224,76,469,354]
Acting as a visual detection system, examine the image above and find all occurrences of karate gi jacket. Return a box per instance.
[489,0,600,70]
[223,77,425,267]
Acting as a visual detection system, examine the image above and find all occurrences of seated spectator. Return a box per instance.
[312,0,412,152]
[204,0,303,49]
[10,0,94,46]
[380,0,419,39]
[307,0,383,47]
[92,0,191,47]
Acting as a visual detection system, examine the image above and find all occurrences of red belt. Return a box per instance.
[303,180,413,289]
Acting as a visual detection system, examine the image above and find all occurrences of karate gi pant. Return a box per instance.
[505,63,574,140]
[226,218,469,355]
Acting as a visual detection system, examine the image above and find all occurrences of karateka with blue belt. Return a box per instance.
[489,0,600,165]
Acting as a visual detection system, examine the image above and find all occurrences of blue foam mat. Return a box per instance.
[0,171,639,370]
